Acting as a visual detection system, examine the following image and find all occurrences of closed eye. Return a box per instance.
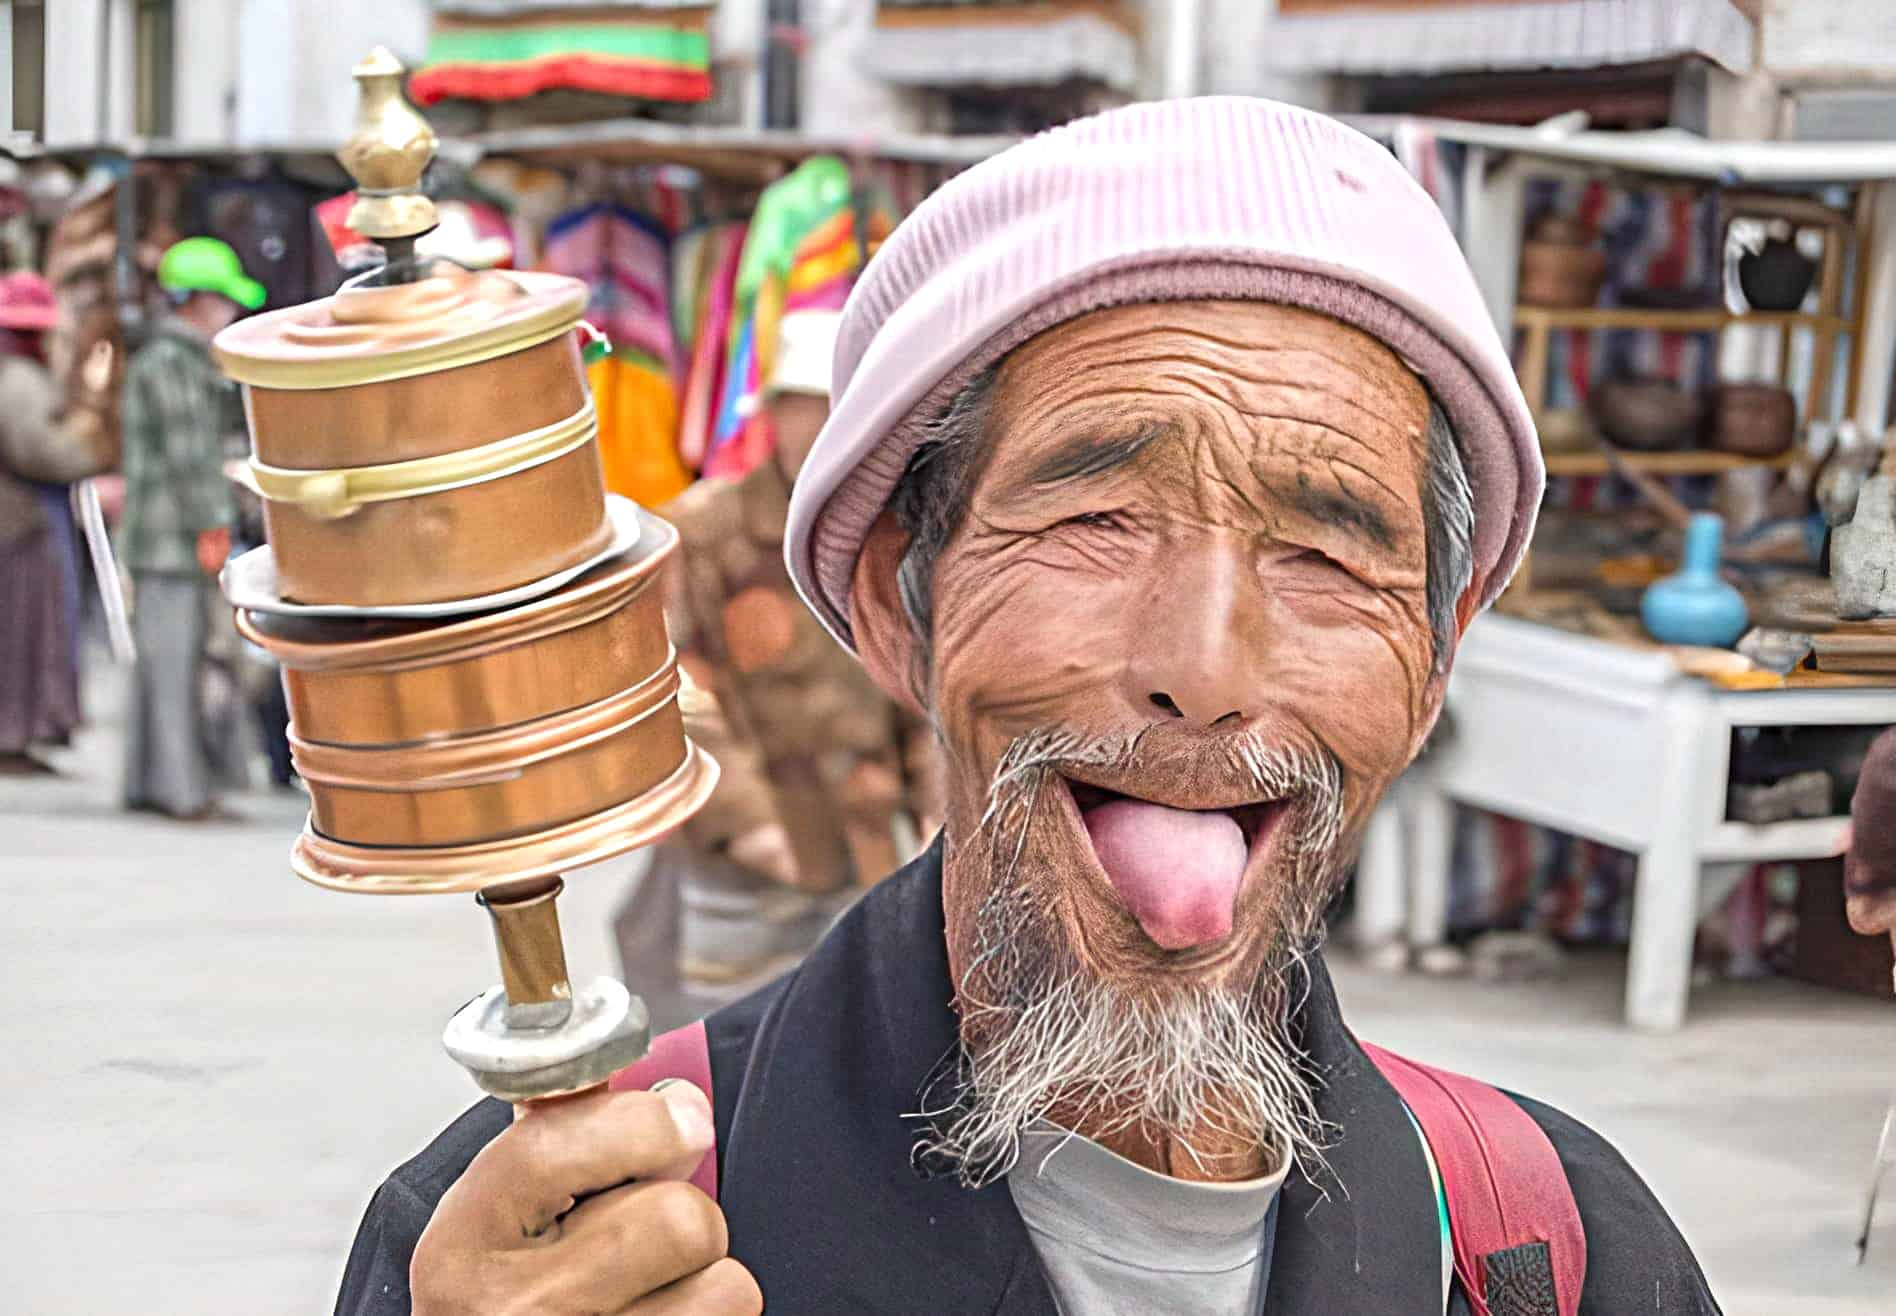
[1055,510,1123,531]
[1276,546,1357,584]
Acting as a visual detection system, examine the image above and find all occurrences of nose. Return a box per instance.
[1122,537,1262,727]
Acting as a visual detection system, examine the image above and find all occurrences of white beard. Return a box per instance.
[914,728,1343,1189]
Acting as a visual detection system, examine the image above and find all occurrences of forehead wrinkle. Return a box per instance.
[1146,374,1422,470]
[1143,361,1423,453]
[1132,393,1422,539]
[1025,324,1422,422]
[1010,305,1416,381]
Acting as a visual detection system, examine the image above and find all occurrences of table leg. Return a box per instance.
[1625,677,1719,1031]
[1354,787,1408,949]
[1626,838,1699,1032]
[1407,781,1455,950]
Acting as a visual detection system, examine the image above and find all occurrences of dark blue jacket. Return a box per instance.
[337,842,1720,1314]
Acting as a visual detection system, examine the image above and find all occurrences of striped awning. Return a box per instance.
[1254,0,1754,78]
[415,3,714,105]
[864,3,1140,92]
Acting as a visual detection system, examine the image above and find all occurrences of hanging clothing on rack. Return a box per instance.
[544,202,692,506]
[701,158,893,481]
[675,220,746,474]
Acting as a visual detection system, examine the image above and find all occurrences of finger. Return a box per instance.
[461,1081,715,1243]
[518,1179,729,1310]
[1845,886,1896,938]
[618,1257,763,1316]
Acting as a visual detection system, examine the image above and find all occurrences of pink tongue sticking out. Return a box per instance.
[1081,798,1247,950]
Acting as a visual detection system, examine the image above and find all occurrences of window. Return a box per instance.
[11,0,44,138]
[135,0,173,138]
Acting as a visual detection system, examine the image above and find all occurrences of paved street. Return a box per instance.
[4,660,1893,1314]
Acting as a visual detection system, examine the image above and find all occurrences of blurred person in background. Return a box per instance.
[1846,727,1896,965]
[0,271,111,773]
[119,237,263,820]
[619,309,943,1001]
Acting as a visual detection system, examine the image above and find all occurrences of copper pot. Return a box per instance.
[236,509,711,869]
[216,267,611,606]
[1710,384,1796,458]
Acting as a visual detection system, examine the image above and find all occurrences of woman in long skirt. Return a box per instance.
[0,273,101,773]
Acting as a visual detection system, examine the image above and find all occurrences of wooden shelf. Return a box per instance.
[1515,304,1847,333]
[1542,447,1797,477]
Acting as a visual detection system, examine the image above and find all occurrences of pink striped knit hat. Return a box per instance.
[785,96,1541,651]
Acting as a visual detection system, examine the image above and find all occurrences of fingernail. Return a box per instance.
[655,1079,714,1151]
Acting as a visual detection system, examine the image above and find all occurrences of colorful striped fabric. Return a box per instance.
[542,204,677,372]
[701,158,891,480]
[676,221,747,472]
[414,12,712,105]
[542,201,693,505]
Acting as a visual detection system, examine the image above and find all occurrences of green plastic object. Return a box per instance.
[157,237,267,311]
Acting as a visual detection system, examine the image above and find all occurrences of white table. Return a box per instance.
[1355,614,1896,1031]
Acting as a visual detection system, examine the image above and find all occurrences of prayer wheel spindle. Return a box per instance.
[445,875,652,1102]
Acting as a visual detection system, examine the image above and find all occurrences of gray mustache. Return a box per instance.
[982,725,1346,860]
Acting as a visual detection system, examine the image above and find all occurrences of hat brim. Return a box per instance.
[0,306,59,331]
[231,277,267,311]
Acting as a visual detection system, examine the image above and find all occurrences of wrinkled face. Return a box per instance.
[928,301,1441,987]
[853,300,1454,1178]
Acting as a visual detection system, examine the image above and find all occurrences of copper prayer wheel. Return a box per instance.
[214,269,612,606]
[224,46,718,1103]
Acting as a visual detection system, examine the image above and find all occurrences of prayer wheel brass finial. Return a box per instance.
[337,46,439,241]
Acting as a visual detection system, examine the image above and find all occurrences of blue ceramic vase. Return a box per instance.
[1641,513,1748,648]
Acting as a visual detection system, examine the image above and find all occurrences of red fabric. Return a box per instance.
[411,58,711,106]
[1361,1041,1586,1316]
[609,1019,718,1201]
[0,272,58,330]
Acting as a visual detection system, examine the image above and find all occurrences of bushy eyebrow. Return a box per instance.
[1024,420,1175,488]
[1291,467,1395,549]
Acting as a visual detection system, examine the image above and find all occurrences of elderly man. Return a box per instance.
[1846,729,1896,967]
[340,100,1719,1315]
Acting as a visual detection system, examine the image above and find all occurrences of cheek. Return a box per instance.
[931,546,1135,753]
[1262,587,1436,785]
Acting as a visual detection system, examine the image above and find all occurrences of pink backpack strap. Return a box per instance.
[1361,1041,1585,1316]
[609,1020,719,1201]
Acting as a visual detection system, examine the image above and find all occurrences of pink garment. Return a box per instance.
[784,96,1541,652]
[677,223,746,471]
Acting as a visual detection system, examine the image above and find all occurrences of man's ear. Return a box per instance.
[1454,578,1481,638]
[1408,580,1479,761]
[849,508,927,718]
